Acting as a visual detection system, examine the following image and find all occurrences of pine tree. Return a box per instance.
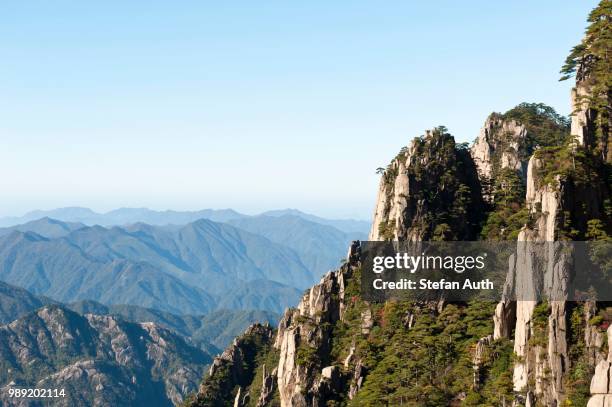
[560,0,611,159]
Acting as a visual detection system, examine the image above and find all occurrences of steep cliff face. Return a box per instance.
[471,113,529,186]
[369,127,485,241]
[572,81,599,150]
[491,75,611,407]
[187,323,277,407]
[274,242,359,406]
[494,160,570,406]
[0,305,210,407]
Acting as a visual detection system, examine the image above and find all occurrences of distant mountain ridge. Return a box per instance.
[0,217,86,238]
[0,207,245,227]
[0,280,278,353]
[0,212,367,315]
[0,207,371,234]
[228,214,365,274]
[261,208,370,234]
[0,218,310,315]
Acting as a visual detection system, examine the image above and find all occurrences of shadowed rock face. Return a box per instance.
[0,305,210,407]
[369,128,485,242]
[188,323,276,407]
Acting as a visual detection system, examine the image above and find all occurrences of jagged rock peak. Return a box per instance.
[471,104,571,208]
[369,127,485,241]
[471,113,529,184]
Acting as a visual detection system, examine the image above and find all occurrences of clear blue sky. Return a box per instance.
[0,1,598,219]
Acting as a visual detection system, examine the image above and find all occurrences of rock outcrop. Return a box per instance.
[587,326,612,406]
[473,335,493,389]
[191,323,274,407]
[490,55,611,405]
[369,127,484,241]
[0,305,209,407]
[256,364,278,407]
[571,81,598,150]
[274,243,360,407]
[471,113,530,186]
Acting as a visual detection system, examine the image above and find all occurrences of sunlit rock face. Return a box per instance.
[471,114,529,184]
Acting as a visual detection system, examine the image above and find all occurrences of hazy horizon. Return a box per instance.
[1,1,597,219]
[0,205,371,222]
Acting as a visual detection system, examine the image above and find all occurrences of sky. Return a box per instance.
[0,1,599,220]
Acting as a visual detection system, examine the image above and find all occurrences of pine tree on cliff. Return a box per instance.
[560,0,611,160]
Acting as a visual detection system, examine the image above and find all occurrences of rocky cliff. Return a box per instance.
[187,116,608,407]
[186,3,610,405]
[0,305,210,407]
[470,113,529,186]
[274,242,361,406]
[187,98,608,405]
[186,323,279,407]
[490,32,611,404]
[369,127,485,242]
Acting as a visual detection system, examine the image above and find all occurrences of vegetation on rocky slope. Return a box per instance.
[376,126,485,241]
[479,103,570,241]
[185,324,277,407]
[187,2,611,406]
[0,305,210,406]
[561,0,611,160]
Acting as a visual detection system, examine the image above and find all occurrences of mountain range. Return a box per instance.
[0,219,300,314]
[0,212,366,315]
[0,280,277,354]
[0,209,368,405]
[0,277,279,406]
[0,207,370,234]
